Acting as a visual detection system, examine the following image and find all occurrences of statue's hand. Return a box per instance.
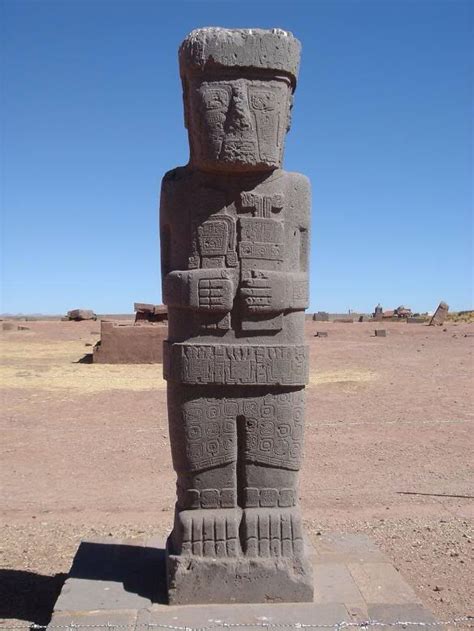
[240,270,286,314]
[194,272,235,313]
[164,269,235,312]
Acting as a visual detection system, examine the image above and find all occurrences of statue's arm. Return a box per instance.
[240,173,311,314]
[160,172,236,313]
[240,270,308,313]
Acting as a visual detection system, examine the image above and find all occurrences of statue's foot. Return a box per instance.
[175,508,241,558]
[241,507,304,558]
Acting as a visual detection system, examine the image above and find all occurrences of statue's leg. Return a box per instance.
[167,383,240,558]
[239,387,306,558]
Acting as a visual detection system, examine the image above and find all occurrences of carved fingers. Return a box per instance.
[240,270,286,314]
[197,277,234,312]
[190,269,237,313]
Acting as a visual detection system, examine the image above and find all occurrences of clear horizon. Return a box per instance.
[2,0,473,314]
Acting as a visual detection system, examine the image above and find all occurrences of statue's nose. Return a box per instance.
[227,89,252,132]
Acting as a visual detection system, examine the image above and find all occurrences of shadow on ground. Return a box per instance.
[0,543,166,624]
[74,353,93,364]
[67,541,167,604]
[0,569,67,625]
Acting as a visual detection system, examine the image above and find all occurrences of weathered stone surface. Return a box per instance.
[313,562,365,609]
[67,309,96,321]
[53,538,164,612]
[368,603,437,625]
[48,534,437,627]
[430,301,449,326]
[347,562,422,605]
[167,544,314,604]
[139,602,350,628]
[93,320,167,364]
[134,302,167,323]
[160,27,312,603]
[373,303,383,321]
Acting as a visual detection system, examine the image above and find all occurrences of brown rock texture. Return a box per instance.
[160,27,313,603]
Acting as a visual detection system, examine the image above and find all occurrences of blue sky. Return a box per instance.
[1,0,472,314]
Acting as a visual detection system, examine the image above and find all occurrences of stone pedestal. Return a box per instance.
[167,542,313,604]
[48,533,437,628]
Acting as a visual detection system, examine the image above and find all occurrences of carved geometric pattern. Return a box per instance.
[164,342,309,386]
[242,391,305,470]
[182,400,237,471]
[178,487,237,510]
[177,508,240,558]
[243,487,296,508]
[168,388,305,472]
[241,507,304,558]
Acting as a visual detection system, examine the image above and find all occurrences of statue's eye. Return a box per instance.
[250,91,276,111]
[202,88,230,109]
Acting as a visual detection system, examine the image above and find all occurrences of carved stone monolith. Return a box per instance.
[160,27,313,604]
[429,301,449,326]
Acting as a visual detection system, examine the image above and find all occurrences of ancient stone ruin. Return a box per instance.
[160,27,313,604]
[66,309,96,321]
[429,301,449,326]
[93,303,168,364]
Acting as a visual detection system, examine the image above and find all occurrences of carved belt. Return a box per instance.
[163,342,309,386]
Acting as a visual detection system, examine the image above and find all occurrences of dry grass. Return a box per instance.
[1,338,374,393]
[447,311,474,323]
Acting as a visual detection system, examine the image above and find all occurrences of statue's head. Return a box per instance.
[179,28,301,173]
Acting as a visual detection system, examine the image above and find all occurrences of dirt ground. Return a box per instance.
[1,319,473,626]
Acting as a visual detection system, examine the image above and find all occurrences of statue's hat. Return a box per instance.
[179,27,301,90]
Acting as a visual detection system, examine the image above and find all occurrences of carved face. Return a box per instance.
[185,76,292,172]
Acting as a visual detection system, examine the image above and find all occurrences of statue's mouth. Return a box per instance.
[218,139,277,167]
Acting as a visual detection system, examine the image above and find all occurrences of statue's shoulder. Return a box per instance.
[161,166,192,189]
[281,172,311,226]
[284,171,311,191]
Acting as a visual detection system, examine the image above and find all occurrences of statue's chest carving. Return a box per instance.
[187,189,287,272]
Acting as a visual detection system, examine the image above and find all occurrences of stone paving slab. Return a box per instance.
[313,562,365,609]
[137,602,350,629]
[347,562,422,605]
[48,533,437,629]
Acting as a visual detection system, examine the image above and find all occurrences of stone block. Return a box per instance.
[313,562,365,610]
[315,331,328,337]
[93,320,167,364]
[167,546,314,604]
[137,602,350,628]
[49,611,137,629]
[53,539,165,612]
[67,309,96,321]
[368,603,437,626]
[347,562,421,605]
[48,534,437,628]
[430,301,449,326]
[312,533,387,564]
[375,329,386,337]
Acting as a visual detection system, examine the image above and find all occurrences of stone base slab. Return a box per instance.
[49,533,437,629]
[167,544,314,604]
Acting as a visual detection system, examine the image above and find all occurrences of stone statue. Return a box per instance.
[160,27,313,604]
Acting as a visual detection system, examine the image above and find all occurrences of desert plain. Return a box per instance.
[0,318,473,625]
